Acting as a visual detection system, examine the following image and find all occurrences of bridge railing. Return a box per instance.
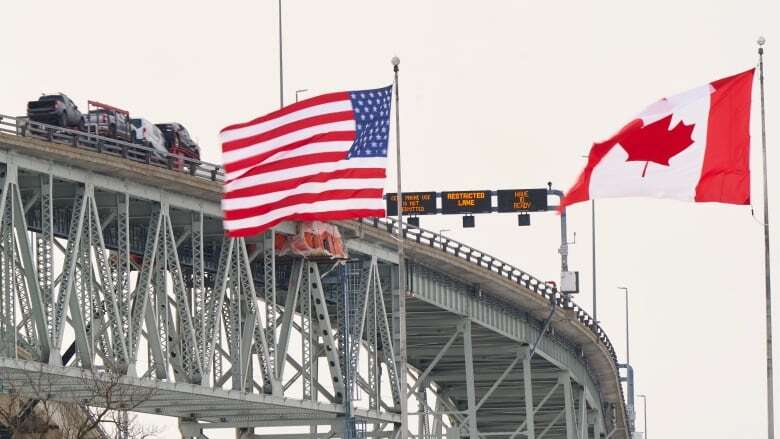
[364,217,619,366]
[0,113,619,368]
[0,114,225,182]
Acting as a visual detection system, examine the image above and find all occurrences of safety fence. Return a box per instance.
[0,114,224,182]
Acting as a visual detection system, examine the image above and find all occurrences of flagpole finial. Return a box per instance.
[391,56,400,73]
[758,36,766,55]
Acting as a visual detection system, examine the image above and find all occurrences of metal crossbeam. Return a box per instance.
[128,207,162,369]
[411,327,460,393]
[51,187,87,361]
[308,262,346,403]
[463,319,479,439]
[277,259,303,381]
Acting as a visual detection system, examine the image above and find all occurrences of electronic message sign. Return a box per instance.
[441,190,492,214]
[496,189,548,212]
[386,192,437,216]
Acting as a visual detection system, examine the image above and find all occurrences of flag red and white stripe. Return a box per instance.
[561,69,755,210]
[220,86,393,237]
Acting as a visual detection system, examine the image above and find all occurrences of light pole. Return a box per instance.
[277,0,283,107]
[638,394,648,439]
[592,199,597,323]
[618,286,636,433]
[295,89,309,103]
[618,286,630,364]
[580,154,598,323]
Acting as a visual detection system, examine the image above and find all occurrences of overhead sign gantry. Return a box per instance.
[385,188,550,227]
[384,186,579,294]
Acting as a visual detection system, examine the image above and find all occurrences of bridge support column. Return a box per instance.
[0,166,16,359]
[432,396,444,438]
[579,387,589,439]
[590,410,602,439]
[561,372,577,439]
[462,319,479,439]
[522,349,536,439]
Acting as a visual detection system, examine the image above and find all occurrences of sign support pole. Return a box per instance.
[391,55,408,439]
[277,0,284,107]
[758,37,775,439]
[592,199,597,323]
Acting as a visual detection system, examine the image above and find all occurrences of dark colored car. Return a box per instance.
[155,123,200,159]
[83,101,132,142]
[156,123,201,171]
[26,94,83,129]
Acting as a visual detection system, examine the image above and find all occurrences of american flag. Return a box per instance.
[220,86,393,237]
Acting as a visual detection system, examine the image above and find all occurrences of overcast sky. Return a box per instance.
[3,1,780,438]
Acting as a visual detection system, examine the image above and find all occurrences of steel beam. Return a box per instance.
[308,261,346,403]
[51,186,87,363]
[475,349,524,411]
[37,173,54,351]
[411,326,461,393]
[523,349,536,439]
[579,388,588,439]
[277,259,303,381]
[462,319,479,439]
[10,178,49,360]
[87,192,127,368]
[205,237,233,380]
[127,207,162,370]
[562,373,576,439]
[538,410,565,439]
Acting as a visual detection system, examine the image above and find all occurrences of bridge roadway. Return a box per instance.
[0,118,628,438]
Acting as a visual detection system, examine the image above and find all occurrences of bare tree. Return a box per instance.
[0,365,63,438]
[0,365,162,439]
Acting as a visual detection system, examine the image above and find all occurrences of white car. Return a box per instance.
[130,118,167,156]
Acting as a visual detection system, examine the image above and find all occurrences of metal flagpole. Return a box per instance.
[758,36,775,439]
[278,0,284,107]
[592,199,598,323]
[391,55,408,439]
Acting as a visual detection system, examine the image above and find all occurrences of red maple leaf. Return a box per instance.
[617,114,695,177]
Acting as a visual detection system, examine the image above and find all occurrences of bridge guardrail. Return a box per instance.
[0,114,225,182]
[0,112,621,385]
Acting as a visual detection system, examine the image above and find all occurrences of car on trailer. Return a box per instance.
[155,122,201,171]
[26,93,84,129]
[83,100,132,142]
[130,118,167,156]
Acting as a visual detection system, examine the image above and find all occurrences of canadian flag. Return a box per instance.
[561,69,755,209]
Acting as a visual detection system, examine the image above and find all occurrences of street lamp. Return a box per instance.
[295,89,309,102]
[617,286,630,364]
[617,286,638,434]
[637,394,648,439]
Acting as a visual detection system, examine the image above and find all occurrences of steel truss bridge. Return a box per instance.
[0,116,628,439]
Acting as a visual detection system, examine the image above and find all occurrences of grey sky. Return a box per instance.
[2,1,779,437]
